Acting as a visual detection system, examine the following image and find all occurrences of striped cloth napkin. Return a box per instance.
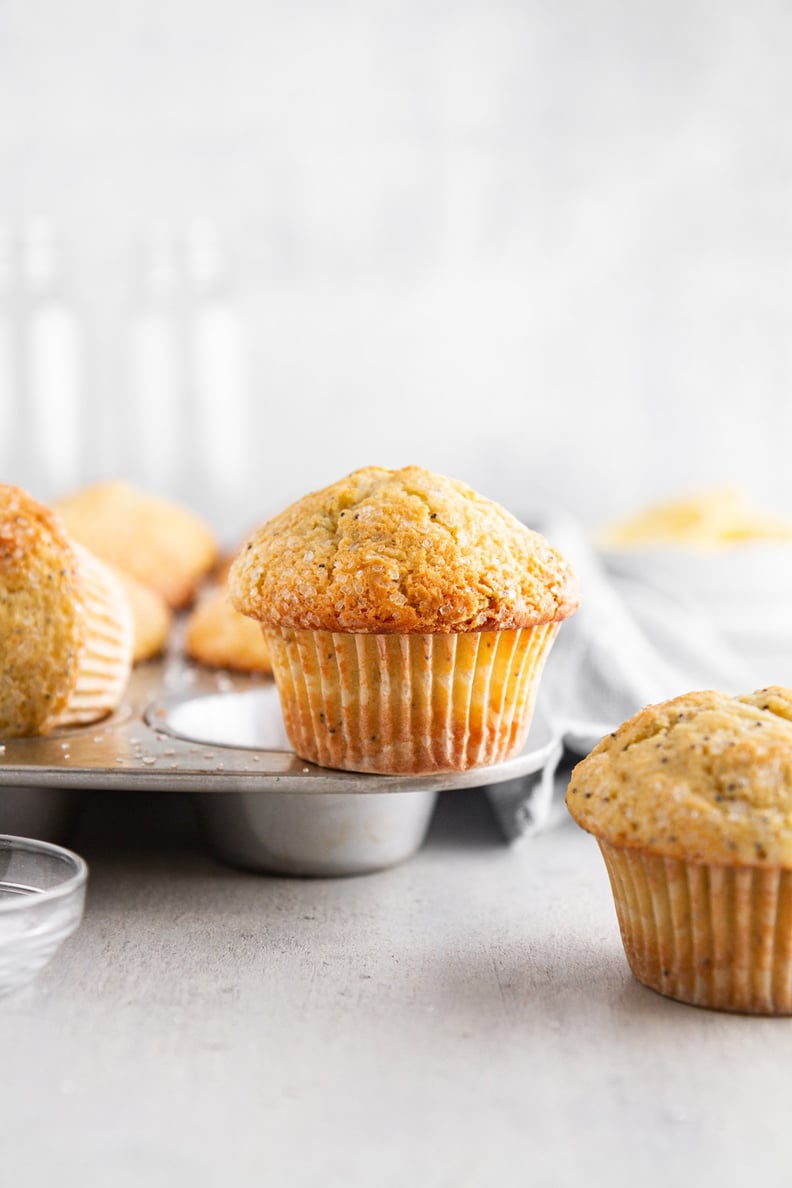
[485,506,757,842]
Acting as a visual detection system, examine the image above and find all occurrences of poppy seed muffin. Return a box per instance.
[111,567,173,664]
[56,479,218,609]
[229,465,579,774]
[566,686,792,1014]
[0,485,133,737]
[185,586,272,674]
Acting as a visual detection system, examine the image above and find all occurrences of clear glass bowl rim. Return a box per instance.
[0,833,88,913]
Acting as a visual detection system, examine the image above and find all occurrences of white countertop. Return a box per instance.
[1,774,789,1187]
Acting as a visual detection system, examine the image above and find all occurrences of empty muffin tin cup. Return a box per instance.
[0,835,88,996]
[193,787,438,877]
[157,684,437,876]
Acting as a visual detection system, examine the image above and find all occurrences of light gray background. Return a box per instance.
[1,0,790,534]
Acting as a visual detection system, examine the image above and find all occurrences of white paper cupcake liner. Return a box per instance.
[599,840,792,1015]
[264,623,559,774]
[53,546,134,728]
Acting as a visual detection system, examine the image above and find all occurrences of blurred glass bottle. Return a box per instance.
[125,225,186,495]
[184,218,250,527]
[21,218,83,500]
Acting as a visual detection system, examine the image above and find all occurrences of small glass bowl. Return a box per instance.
[0,835,88,996]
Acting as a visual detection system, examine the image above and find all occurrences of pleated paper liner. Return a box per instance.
[264,623,559,774]
[53,545,134,729]
[599,840,792,1014]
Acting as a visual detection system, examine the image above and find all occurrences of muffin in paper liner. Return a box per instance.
[55,479,218,610]
[567,686,792,1016]
[598,842,792,1015]
[0,486,133,737]
[186,586,272,674]
[230,466,579,776]
[265,623,559,775]
[52,544,134,729]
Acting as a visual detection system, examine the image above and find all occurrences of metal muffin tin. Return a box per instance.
[0,655,563,876]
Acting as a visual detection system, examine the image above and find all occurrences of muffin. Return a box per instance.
[566,686,792,1015]
[185,586,272,674]
[111,567,173,663]
[0,484,134,736]
[56,479,218,609]
[229,465,579,774]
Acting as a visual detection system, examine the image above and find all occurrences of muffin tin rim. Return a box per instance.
[0,660,563,797]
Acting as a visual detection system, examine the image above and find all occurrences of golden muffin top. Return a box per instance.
[229,465,580,633]
[56,480,218,609]
[185,586,272,673]
[0,484,84,736]
[566,687,792,868]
